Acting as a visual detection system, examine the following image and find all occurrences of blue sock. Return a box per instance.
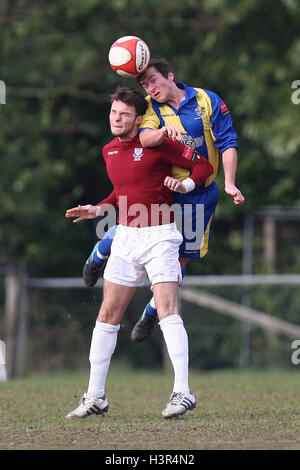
[145,265,187,317]
[93,225,118,265]
[145,300,158,317]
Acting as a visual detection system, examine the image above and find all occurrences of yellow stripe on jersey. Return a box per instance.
[200,212,215,258]
[140,91,221,185]
[140,96,160,129]
[140,97,190,181]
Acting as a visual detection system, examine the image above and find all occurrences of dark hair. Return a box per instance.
[138,58,175,82]
[110,87,147,116]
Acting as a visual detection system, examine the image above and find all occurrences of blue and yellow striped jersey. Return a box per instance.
[139,82,237,188]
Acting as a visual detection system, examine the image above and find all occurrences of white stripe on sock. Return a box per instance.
[96,249,109,260]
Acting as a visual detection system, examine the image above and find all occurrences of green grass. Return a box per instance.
[0,366,299,450]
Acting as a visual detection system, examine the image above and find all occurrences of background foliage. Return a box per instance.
[1,0,300,275]
[1,0,300,371]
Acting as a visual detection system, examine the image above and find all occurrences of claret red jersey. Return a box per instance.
[97,135,213,227]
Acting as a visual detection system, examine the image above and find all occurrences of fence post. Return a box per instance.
[0,340,7,382]
[263,215,276,272]
[240,213,254,367]
[5,263,28,378]
[0,80,6,104]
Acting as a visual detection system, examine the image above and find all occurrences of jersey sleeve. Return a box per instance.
[205,90,238,153]
[160,139,213,187]
[96,189,117,208]
[139,96,161,133]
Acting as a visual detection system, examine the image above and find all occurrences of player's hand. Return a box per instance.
[162,126,187,141]
[65,204,99,222]
[164,176,187,193]
[225,184,245,205]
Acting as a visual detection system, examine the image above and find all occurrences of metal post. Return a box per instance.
[263,215,276,273]
[14,266,28,377]
[5,265,19,378]
[5,263,28,377]
[0,340,7,382]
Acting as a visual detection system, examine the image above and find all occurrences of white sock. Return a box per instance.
[159,314,190,394]
[87,320,120,398]
[149,297,156,309]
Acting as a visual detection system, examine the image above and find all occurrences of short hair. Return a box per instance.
[110,87,147,116]
[138,58,175,82]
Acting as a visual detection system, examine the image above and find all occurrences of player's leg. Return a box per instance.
[131,183,218,343]
[141,225,195,418]
[86,281,136,398]
[153,281,195,419]
[66,280,136,418]
[67,224,146,418]
[155,186,217,417]
[83,224,118,287]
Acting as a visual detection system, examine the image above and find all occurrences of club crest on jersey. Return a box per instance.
[194,105,205,119]
[133,147,143,161]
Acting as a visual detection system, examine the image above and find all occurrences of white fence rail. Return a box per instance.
[2,270,300,377]
[181,288,300,339]
[26,274,300,288]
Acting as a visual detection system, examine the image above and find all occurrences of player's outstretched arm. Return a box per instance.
[65,204,100,223]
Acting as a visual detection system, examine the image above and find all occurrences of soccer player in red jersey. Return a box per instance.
[65,87,213,419]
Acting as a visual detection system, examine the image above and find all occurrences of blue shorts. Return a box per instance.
[173,181,218,259]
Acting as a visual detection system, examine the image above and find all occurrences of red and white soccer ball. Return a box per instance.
[108,36,151,78]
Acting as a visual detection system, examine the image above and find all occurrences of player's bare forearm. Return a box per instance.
[222,147,237,186]
[139,128,166,147]
[139,127,187,147]
[222,148,245,205]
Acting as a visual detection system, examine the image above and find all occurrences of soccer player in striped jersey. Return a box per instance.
[131,58,245,341]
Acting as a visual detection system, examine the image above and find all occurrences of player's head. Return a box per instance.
[138,58,176,103]
[109,87,147,141]
[140,58,175,80]
[110,87,147,117]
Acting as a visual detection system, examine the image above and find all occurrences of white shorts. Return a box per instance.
[103,223,183,287]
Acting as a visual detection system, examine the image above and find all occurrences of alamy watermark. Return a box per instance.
[0,80,6,104]
[291,339,300,365]
[95,197,204,251]
[291,80,300,104]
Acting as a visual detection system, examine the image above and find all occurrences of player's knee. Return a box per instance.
[157,307,179,321]
[97,304,120,325]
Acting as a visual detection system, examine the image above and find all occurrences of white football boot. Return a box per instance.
[162,391,196,419]
[66,392,109,419]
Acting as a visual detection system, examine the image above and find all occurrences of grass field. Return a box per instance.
[0,365,299,451]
